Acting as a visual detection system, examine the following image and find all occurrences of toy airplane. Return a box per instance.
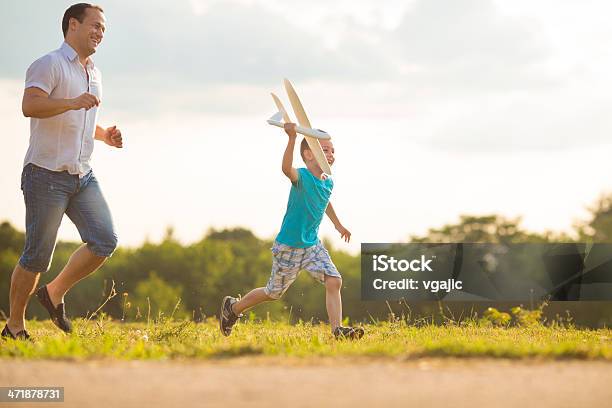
[267,79,333,175]
[267,112,331,140]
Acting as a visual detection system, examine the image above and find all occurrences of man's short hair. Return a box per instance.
[300,138,310,160]
[62,3,104,37]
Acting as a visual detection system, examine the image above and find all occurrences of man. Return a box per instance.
[2,3,123,340]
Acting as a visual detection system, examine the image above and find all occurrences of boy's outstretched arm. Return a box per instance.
[326,202,351,243]
[281,123,299,183]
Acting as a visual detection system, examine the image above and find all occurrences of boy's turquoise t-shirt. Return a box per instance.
[276,168,333,248]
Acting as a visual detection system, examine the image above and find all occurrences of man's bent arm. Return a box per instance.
[22,87,99,119]
[94,125,105,141]
[22,87,73,118]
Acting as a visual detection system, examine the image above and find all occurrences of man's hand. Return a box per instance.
[103,126,123,148]
[335,224,351,243]
[284,122,297,139]
[71,92,100,111]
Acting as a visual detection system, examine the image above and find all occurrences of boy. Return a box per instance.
[219,123,364,339]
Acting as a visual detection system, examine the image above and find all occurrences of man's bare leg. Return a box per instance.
[6,264,40,334]
[45,244,107,306]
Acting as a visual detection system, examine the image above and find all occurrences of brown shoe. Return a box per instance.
[1,324,32,341]
[36,286,72,333]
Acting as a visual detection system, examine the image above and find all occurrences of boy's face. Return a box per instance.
[320,140,335,166]
[303,139,335,171]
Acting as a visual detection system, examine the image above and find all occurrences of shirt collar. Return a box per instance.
[60,42,94,68]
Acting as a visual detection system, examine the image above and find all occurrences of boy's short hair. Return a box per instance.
[300,138,310,161]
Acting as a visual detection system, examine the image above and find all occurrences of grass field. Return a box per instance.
[2,317,610,360]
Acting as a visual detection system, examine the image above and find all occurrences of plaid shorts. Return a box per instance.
[264,240,341,299]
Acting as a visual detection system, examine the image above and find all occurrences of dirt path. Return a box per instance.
[1,358,611,407]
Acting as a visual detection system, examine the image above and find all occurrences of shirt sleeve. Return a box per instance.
[25,54,58,95]
[293,168,303,189]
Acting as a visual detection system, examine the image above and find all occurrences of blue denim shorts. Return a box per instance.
[19,164,118,273]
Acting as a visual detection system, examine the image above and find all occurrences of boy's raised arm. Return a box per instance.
[281,123,299,183]
[326,202,351,243]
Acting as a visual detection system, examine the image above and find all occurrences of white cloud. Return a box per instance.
[390,0,552,92]
[426,86,612,152]
[2,2,612,251]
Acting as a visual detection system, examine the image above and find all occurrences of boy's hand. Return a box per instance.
[336,224,351,243]
[284,122,297,139]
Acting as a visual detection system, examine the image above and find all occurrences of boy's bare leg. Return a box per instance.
[324,276,342,331]
[6,264,41,333]
[232,287,273,315]
[45,244,107,306]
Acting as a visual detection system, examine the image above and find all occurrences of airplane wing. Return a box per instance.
[283,79,332,175]
[271,93,291,123]
[267,111,331,140]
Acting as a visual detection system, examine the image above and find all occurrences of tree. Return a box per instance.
[410,215,552,243]
[132,271,187,320]
[577,193,612,242]
[0,221,24,253]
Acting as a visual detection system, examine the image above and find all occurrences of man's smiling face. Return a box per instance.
[72,8,106,56]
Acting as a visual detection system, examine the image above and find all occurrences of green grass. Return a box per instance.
[1,318,611,361]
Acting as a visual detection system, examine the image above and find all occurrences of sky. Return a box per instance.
[1,0,611,253]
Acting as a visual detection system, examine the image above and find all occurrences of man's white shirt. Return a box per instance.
[23,42,102,177]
